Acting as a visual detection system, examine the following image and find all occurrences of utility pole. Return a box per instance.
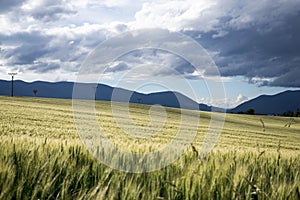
[8,72,17,97]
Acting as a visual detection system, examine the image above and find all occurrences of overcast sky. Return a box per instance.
[0,0,299,107]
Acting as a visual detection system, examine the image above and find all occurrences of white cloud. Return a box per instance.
[70,0,135,8]
[199,93,249,109]
[131,0,220,32]
[97,0,135,8]
[236,94,248,104]
[204,94,248,109]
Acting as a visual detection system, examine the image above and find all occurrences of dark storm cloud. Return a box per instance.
[27,62,60,73]
[0,0,26,13]
[0,0,75,22]
[116,49,198,79]
[0,30,75,74]
[0,25,109,74]
[187,8,300,87]
[29,1,76,22]
[268,66,300,87]
[7,44,50,65]
[1,31,52,65]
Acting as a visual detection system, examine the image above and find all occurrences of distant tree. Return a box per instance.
[282,110,298,117]
[33,89,38,97]
[246,108,255,115]
[283,111,291,117]
[294,109,300,117]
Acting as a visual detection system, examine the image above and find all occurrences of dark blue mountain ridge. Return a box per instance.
[229,90,300,115]
[2,80,298,114]
[0,80,212,111]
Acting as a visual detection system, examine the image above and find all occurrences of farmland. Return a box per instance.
[0,96,299,199]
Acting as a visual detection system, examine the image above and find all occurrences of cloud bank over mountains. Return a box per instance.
[0,0,299,88]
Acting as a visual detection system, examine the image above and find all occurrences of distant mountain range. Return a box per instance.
[229,90,300,115]
[1,80,299,115]
[0,80,212,111]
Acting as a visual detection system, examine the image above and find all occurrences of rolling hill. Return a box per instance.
[0,80,211,111]
[1,80,299,115]
[230,90,300,115]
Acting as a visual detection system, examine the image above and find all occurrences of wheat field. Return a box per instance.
[0,96,299,199]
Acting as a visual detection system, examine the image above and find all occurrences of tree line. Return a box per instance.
[237,108,300,117]
[282,108,300,117]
